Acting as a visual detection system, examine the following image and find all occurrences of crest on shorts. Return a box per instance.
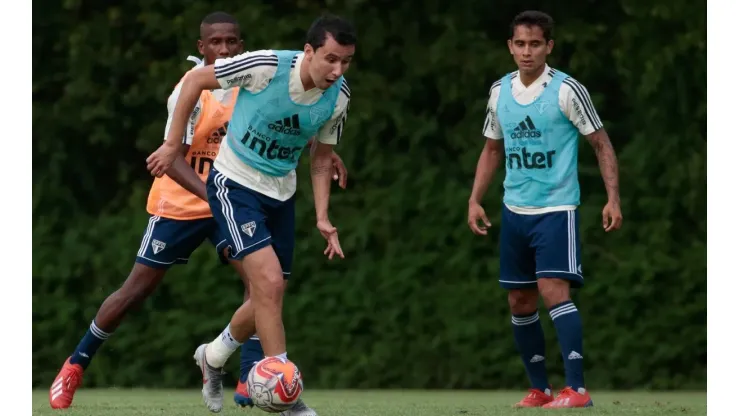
[151,239,166,255]
[241,221,256,237]
[310,107,328,126]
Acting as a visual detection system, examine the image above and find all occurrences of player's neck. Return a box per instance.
[202,58,217,91]
[299,57,316,91]
[518,64,547,87]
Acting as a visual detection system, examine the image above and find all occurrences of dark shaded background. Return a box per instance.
[32,0,706,390]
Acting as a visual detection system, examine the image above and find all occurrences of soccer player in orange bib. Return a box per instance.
[48,12,347,410]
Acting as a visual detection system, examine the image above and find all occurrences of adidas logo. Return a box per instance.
[568,351,583,360]
[207,122,229,144]
[268,114,301,136]
[510,115,542,139]
[530,354,545,363]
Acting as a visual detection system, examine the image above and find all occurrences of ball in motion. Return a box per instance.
[247,356,304,412]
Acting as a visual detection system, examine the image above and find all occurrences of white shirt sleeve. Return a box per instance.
[559,77,604,136]
[316,79,350,145]
[214,50,279,92]
[163,81,202,145]
[483,81,503,140]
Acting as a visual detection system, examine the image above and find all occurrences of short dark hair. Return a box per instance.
[510,11,554,41]
[200,12,240,39]
[201,11,239,26]
[306,14,357,50]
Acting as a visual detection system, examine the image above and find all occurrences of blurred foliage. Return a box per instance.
[32,0,706,389]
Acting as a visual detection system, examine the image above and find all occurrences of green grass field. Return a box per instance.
[32,389,707,416]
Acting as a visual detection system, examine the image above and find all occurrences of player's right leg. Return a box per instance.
[498,205,553,408]
[49,215,212,409]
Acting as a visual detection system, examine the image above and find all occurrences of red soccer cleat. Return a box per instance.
[234,379,254,407]
[49,357,84,409]
[542,387,594,408]
[514,387,554,408]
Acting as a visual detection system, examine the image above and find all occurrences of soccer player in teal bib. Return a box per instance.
[468,11,623,409]
[147,15,355,415]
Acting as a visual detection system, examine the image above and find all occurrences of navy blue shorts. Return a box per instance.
[206,168,295,279]
[135,216,229,269]
[499,205,583,289]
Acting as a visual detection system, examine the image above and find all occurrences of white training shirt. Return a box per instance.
[211,50,351,201]
[163,57,235,145]
[482,64,604,215]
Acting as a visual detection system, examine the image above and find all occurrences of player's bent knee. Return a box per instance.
[537,278,571,308]
[250,265,285,301]
[508,289,538,315]
[254,279,284,305]
[241,245,285,301]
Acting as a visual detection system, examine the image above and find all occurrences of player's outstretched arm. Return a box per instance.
[311,140,344,259]
[468,139,504,235]
[146,66,221,177]
[585,128,623,231]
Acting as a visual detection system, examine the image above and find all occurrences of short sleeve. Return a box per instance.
[559,77,604,136]
[483,81,503,140]
[316,79,351,145]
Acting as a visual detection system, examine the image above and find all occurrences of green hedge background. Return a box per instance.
[32,0,706,390]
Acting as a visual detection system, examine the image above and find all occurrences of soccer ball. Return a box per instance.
[247,356,304,412]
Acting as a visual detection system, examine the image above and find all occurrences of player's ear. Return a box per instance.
[507,39,514,55]
[238,39,245,53]
[197,40,205,56]
[546,39,554,54]
[304,43,314,60]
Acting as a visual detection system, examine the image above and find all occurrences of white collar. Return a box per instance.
[514,64,551,89]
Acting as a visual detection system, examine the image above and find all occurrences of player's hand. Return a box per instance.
[468,201,492,235]
[602,200,623,232]
[317,219,344,260]
[146,142,180,178]
[330,151,348,189]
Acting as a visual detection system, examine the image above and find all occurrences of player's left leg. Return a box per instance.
[223,264,282,408]
[231,270,263,407]
[198,170,306,413]
[210,194,314,415]
[262,196,315,416]
[199,198,289,374]
[531,209,593,408]
[206,227,265,407]
[49,217,213,409]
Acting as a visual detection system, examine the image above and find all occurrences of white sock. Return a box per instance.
[205,324,243,368]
